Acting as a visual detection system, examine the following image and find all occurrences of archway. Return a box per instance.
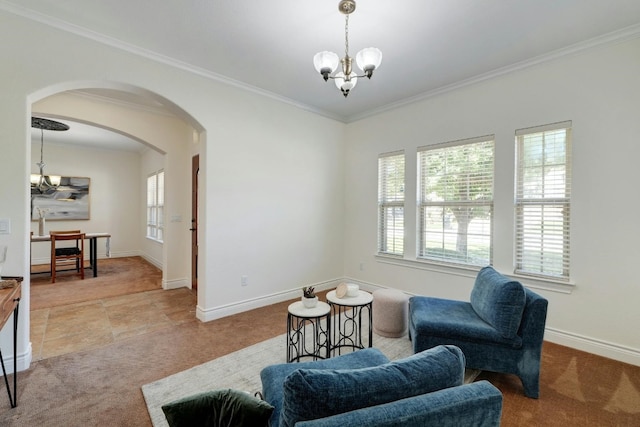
[27,81,205,357]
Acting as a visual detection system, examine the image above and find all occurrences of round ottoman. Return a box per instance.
[372,289,409,338]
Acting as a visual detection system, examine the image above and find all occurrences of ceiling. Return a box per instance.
[8,0,640,147]
[31,117,147,153]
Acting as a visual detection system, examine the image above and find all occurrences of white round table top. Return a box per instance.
[326,289,373,306]
[288,300,331,317]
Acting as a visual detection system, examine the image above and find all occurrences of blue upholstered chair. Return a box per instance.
[409,266,548,398]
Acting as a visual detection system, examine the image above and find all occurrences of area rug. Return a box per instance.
[142,332,480,427]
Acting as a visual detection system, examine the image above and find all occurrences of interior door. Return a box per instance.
[191,154,199,290]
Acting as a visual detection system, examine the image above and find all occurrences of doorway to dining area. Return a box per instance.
[29,256,197,361]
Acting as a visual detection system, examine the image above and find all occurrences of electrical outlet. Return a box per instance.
[359,262,364,271]
[241,275,248,286]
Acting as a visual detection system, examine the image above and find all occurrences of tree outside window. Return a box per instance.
[418,138,494,266]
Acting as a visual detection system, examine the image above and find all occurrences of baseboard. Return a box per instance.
[196,278,340,322]
[6,343,32,374]
[163,277,188,290]
[544,328,640,366]
[31,250,141,266]
[194,276,640,367]
[140,253,162,269]
[343,277,640,367]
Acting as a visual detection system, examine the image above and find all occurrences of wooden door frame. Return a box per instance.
[191,154,199,290]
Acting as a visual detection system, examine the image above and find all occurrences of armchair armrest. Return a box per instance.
[296,381,503,427]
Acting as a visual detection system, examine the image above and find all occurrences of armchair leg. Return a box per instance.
[519,371,540,399]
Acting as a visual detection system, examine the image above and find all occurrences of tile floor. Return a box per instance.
[30,287,197,361]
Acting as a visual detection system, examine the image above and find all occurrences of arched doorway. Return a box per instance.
[27,81,204,359]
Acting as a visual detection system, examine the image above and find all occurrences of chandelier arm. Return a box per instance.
[326,73,368,80]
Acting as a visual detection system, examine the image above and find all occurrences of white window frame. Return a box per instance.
[515,121,572,280]
[378,151,405,256]
[417,136,494,267]
[147,170,164,242]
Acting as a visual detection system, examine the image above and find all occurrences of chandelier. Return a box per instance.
[313,0,382,98]
[30,117,69,193]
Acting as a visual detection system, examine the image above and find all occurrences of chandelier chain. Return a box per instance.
[39,128,45,165]
[344,14,350,57]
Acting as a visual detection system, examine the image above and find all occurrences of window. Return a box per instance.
[378,151,405,256]
[147,170,164,242]
[417,137,494,266]
[515,122,571,280]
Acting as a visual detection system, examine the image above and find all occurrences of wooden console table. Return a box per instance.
[0,277,22,408]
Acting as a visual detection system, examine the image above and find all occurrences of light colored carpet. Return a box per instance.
[142,332,479,427]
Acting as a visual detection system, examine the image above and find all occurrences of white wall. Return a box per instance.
[2,8,637,373]
[343,38,640,365]
[29,141,141,263]
[0,11,345,373]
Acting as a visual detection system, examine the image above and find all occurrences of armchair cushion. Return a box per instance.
[470,266,526,339]
[280,345,465,427]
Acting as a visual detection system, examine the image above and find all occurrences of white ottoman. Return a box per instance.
[372,289,409,338]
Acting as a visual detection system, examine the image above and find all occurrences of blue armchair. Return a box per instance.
[260,346,502,427]
[409,266,548,398]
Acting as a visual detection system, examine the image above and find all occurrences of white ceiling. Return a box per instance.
[8,0,640,148]
[31,117,146,153]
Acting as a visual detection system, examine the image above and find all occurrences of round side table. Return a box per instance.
[286,301,331,363]
[326,289,373,356]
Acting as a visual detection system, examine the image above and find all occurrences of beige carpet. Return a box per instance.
[142,332,480,427]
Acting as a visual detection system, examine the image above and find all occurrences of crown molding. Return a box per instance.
[347,23,640,123]
[0,1,343,123]
[3,2,638,125]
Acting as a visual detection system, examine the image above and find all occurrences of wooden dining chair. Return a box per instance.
[50,230,85,283]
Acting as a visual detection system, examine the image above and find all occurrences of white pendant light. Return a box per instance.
[313,0,381,98]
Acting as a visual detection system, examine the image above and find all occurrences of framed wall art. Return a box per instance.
[30,176,91,221]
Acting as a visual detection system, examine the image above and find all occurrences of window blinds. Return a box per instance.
[147,170,165,241]
[378,151,405,256]
[515,121,571,279]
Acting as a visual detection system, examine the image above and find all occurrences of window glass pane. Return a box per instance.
[146,170,164,241]
[418,139,494,266]
[380,206,404,255]
[378,153,405,255]
[158,171,165,206]
[515,124,571,279]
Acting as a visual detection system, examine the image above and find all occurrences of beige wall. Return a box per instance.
[29,140,141,263]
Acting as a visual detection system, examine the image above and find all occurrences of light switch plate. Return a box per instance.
[0,218,10,234]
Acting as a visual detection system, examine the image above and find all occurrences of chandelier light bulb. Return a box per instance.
[356,47,382,78]
[49,175,62,187]
[313,51,340,81]
[334,72,357,97]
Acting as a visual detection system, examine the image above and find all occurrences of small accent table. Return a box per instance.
[286,301,331,363]
[326,289,373,356]
[0,277,22,408]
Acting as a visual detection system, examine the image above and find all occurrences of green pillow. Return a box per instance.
[161,388,274,427]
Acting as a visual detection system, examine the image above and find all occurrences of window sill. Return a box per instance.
[375,254,575,294]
